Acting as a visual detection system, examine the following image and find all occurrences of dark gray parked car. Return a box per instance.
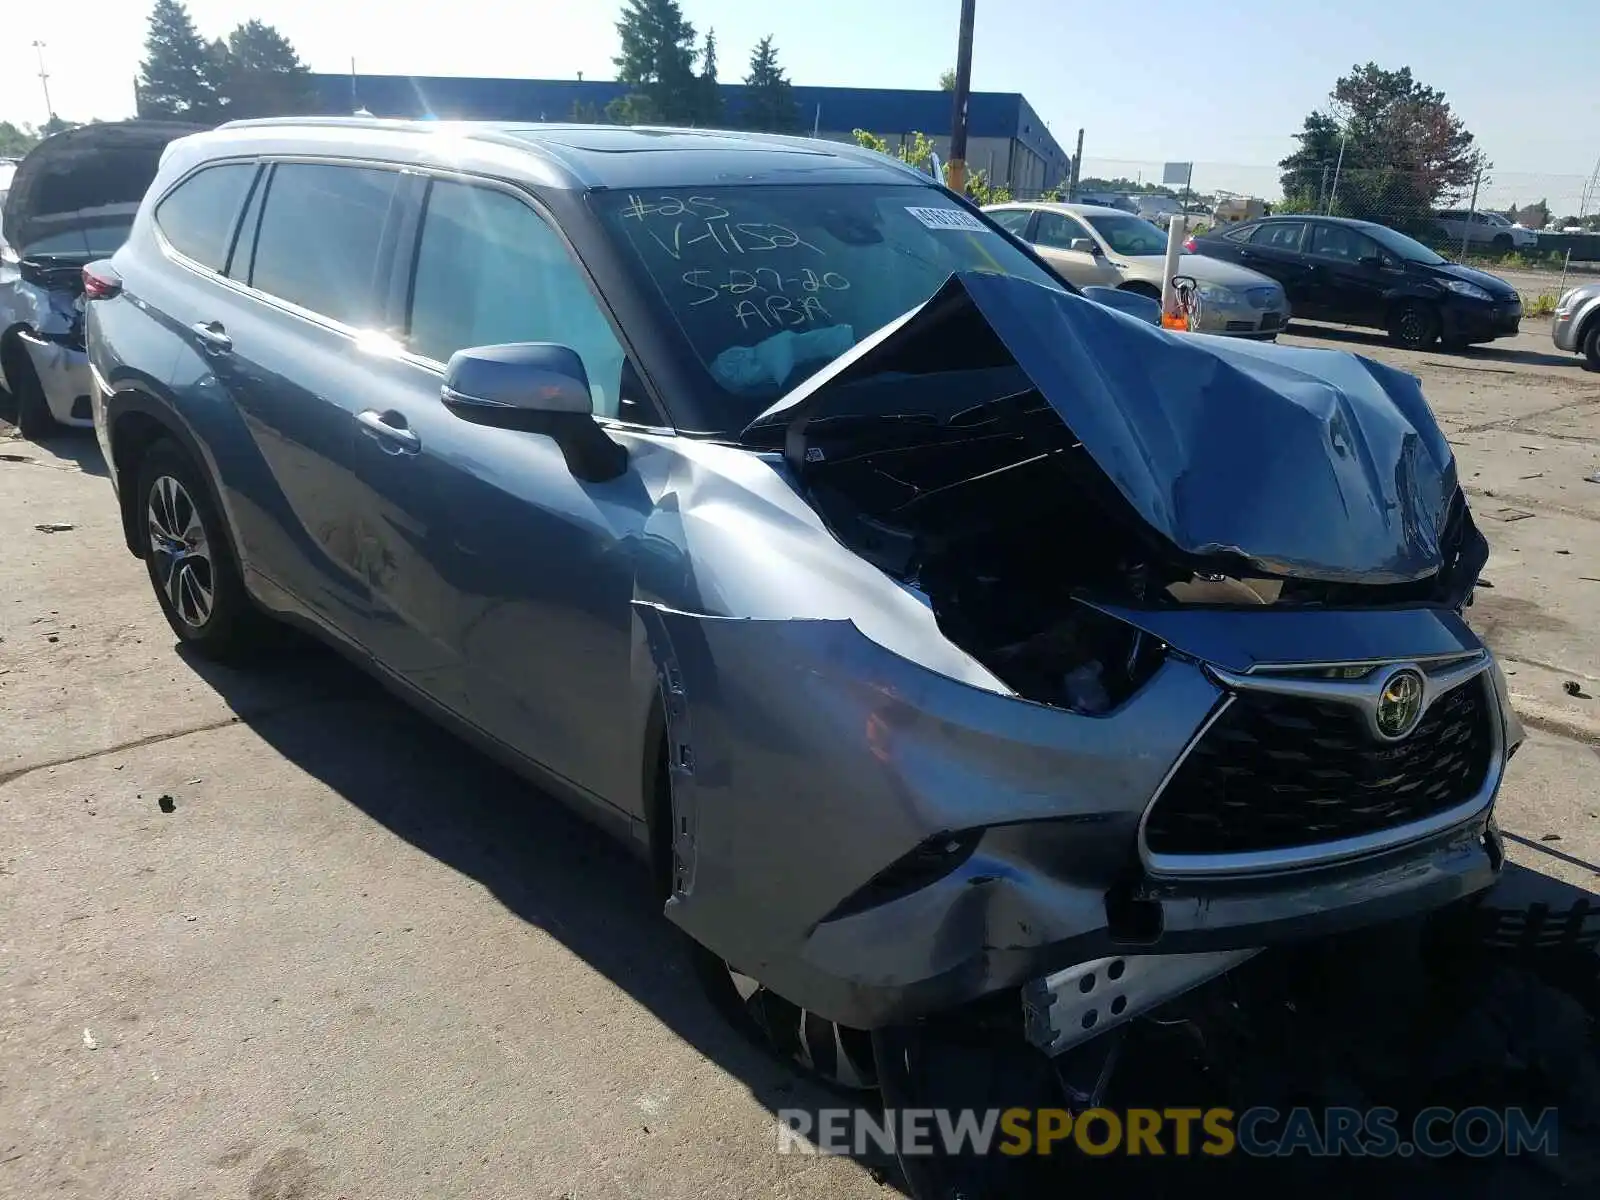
[85,119,1520,1169]
[1,121,201,438]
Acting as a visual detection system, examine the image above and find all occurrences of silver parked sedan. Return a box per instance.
[985,201,1291,337]
[1552,279,1600,368]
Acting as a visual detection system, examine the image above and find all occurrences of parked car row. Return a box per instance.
[1,118,1528,1198]
[986,201,1289,338]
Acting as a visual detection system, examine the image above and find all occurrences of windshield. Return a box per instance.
[1081,212,1169,256]
[594,184,1064,431]
[1362,223,1446,265]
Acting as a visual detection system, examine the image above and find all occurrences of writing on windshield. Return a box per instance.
[619,193,855,333]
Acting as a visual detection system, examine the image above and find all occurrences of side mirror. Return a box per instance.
[1069,237,1099,254]
[1081,285,1161,326]
[441,342,627,482]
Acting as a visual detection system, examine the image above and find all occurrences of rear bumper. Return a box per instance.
[17,331,94,426]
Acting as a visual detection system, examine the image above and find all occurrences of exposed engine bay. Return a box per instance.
[750,274,1490,714]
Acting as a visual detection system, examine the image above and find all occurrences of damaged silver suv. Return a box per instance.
[87,120,1520,1137]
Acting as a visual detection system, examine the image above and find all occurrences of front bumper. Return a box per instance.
[640,604,1522,1030]
[1442,299,1522,343]
[17,331,94,426]
[1190,293,1287,338]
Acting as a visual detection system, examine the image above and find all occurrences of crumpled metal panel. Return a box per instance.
[752,270,1461,585]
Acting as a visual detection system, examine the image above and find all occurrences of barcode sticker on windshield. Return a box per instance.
[905,207,991,232]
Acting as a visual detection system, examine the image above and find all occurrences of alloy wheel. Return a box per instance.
[723,963,879,1091]
[146,475,215,628]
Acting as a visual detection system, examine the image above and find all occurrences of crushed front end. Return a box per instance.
[644,269,1518,1062]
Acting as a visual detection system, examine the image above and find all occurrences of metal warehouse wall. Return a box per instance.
[312,74,1071,190]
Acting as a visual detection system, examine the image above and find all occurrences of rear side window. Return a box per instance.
[1222,223,1256,242]
[987,209,1032,236]
[155,163,257,272]
[249,163,399,328]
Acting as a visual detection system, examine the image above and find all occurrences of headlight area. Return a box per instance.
[1443,279,1494,302]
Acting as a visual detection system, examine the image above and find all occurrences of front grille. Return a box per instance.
[1144,677,1494,858]
[1260,312,1284,330]
[1225,320,1255,332]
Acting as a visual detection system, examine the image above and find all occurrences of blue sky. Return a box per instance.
[5,0,1596,209]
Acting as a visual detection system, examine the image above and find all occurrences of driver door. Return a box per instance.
[1031,211,1122,289]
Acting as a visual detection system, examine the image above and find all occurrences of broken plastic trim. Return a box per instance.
[819,829,985,923]
[1021,948,1262,1057]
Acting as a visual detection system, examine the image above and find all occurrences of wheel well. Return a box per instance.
[109,408,173,556]
[1,325,31,394]
[643,692,674,903]
[1119,280,1162,299]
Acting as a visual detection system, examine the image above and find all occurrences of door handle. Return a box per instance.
[356,408,421,454]
[191,321,232,352]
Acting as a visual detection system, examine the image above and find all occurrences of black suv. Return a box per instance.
[1187,215,1523,349]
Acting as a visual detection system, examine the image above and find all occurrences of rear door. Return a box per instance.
[1030,210,1120,288]
[1232,220,1317,313]
[187,159,416,646]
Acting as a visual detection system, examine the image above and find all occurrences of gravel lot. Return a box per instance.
[2,316,1597,1198]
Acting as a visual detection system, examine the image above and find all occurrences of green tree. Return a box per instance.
[609,0,701,125]
[939,67,957,91]
[741,35,797,132]
[136,0,219,122]
[0,121,41,157]
[698,28,723,125]
[216,20,317,119]
[1279,63,1480,230]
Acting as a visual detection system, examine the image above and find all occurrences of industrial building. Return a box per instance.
[309,74,1071,194]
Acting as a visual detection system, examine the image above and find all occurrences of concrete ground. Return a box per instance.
[2,317,1598,1198]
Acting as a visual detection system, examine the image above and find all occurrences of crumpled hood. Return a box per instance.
[750,270,1462,584]
[2,120,204,257]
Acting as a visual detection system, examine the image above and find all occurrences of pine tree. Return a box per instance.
[741,36,797,133]
[136,0,220,122]
[611,0,701,125]
[698,28,723,126]
[217,20,318,119]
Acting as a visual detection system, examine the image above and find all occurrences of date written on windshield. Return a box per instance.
[621,194,826,259]
[682,267,852,330]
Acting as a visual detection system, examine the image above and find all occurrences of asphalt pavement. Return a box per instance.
[2,317,1597,1198]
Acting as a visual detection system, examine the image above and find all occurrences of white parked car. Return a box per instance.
[1434,210,1537,252]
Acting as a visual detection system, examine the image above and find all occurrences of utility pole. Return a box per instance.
[1069,127,1084,200]
[1327,129,1349,214]
[946,0,976,195]
[1460,156,1484,261]
[33,40,56,122]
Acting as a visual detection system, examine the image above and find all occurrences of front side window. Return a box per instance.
[1309,223,1379,263]
[1252,221,1306,251]
[408,180,627,418]
[594,184,1063,431]
[154,162,257,272]
[1033,210,1093,250]
[1080,213,1168,256]
[249,163,399,328]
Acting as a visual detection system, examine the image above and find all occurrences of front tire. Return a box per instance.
[1583,319,1600,371]
[10,354,59,441]
[1388,301,1441,350]
[135,439,269,659]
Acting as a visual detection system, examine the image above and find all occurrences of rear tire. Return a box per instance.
[1491,233,1512,253]
[134,439,270,660]
[9,353,58,441]
[1388,301,1441,350]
